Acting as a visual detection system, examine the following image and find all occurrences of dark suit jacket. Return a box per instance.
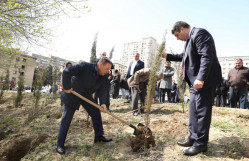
[167,27,222,90]
[126,60,144,79]
[61,62,108,109]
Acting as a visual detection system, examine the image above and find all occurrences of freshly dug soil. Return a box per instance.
[129,123,155,152]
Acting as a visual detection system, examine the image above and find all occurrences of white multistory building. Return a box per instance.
[121,37,159,68]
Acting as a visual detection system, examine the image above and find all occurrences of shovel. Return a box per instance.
[70,90,143,136]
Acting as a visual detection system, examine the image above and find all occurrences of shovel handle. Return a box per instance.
[71,90,131,127]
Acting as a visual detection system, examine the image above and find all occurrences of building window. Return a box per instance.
[21,72,24,76]
[13,71,17,75]
[22,65,25,70]
[16,57,20,62]
[23,58,26,62]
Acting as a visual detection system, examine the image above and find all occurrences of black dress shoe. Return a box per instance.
[177,140,194,147]
[56,146,65,154]
[124,100,130,103]
[94,136,112,143]
[183,145,207,156]
[140,109,145,114]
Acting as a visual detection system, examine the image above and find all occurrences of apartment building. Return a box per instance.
[29,53,80,72]
[218,56,249,78]
[121,37,159,68]
[0,50,36,87]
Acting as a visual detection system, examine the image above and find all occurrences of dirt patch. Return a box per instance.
[151,115,188,140]
[0,133,48,161]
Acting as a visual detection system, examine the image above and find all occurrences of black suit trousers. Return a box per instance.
[188,87,215,147]
[57,99,104,147]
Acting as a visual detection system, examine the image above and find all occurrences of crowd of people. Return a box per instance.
[91,54,249,111]
[57,21,249,156]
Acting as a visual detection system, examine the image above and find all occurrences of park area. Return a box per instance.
[0,92,249,161]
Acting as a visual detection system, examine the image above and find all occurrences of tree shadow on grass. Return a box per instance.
[111,107,131,113]
[205,136,249,160]
[150,108,183,115]
[111,106,183,116]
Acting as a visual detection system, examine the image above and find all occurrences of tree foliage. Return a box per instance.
[0,0,89,48]
[90,32,98,63]
[44,65,53,86]
[144,32,166,127]
[13,70,24,107]
[33,68,46,108]
[3,69,10,90]
[109,46,115,60]
[0,75,4,102]
[171,51,187,113]
[52,67,60,94]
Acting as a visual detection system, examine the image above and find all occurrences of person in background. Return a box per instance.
[127,68,163,116]
[162,21,222,156]
[110,69,120,99]
[106,70,113,112]
[228,58,249,109]
[175,86,181,103]
[96,52,107,62]
[124,53,144,103]
[120,73,129,99]
[215,77,229,107]
[220,78,229,107]
[215,83,222,107]
[9,81,15,90]
[171,79,178,103]
[155,80,161,103]
[159,61,174,103]
[66,62,72,68]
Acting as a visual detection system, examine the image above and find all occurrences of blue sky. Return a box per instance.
[31,0,249,62]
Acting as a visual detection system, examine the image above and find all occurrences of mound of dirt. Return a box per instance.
[129,123,155,152]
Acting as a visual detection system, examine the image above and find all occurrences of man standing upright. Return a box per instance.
[125,53,144,104]
[228,58,249,109]
[162,21,222,156]
[159,61,174,102]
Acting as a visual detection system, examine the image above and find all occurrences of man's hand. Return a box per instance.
[100,104,108,113]
[64,88,73,93]
[162,50,167,58]
[193,80,204,89]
